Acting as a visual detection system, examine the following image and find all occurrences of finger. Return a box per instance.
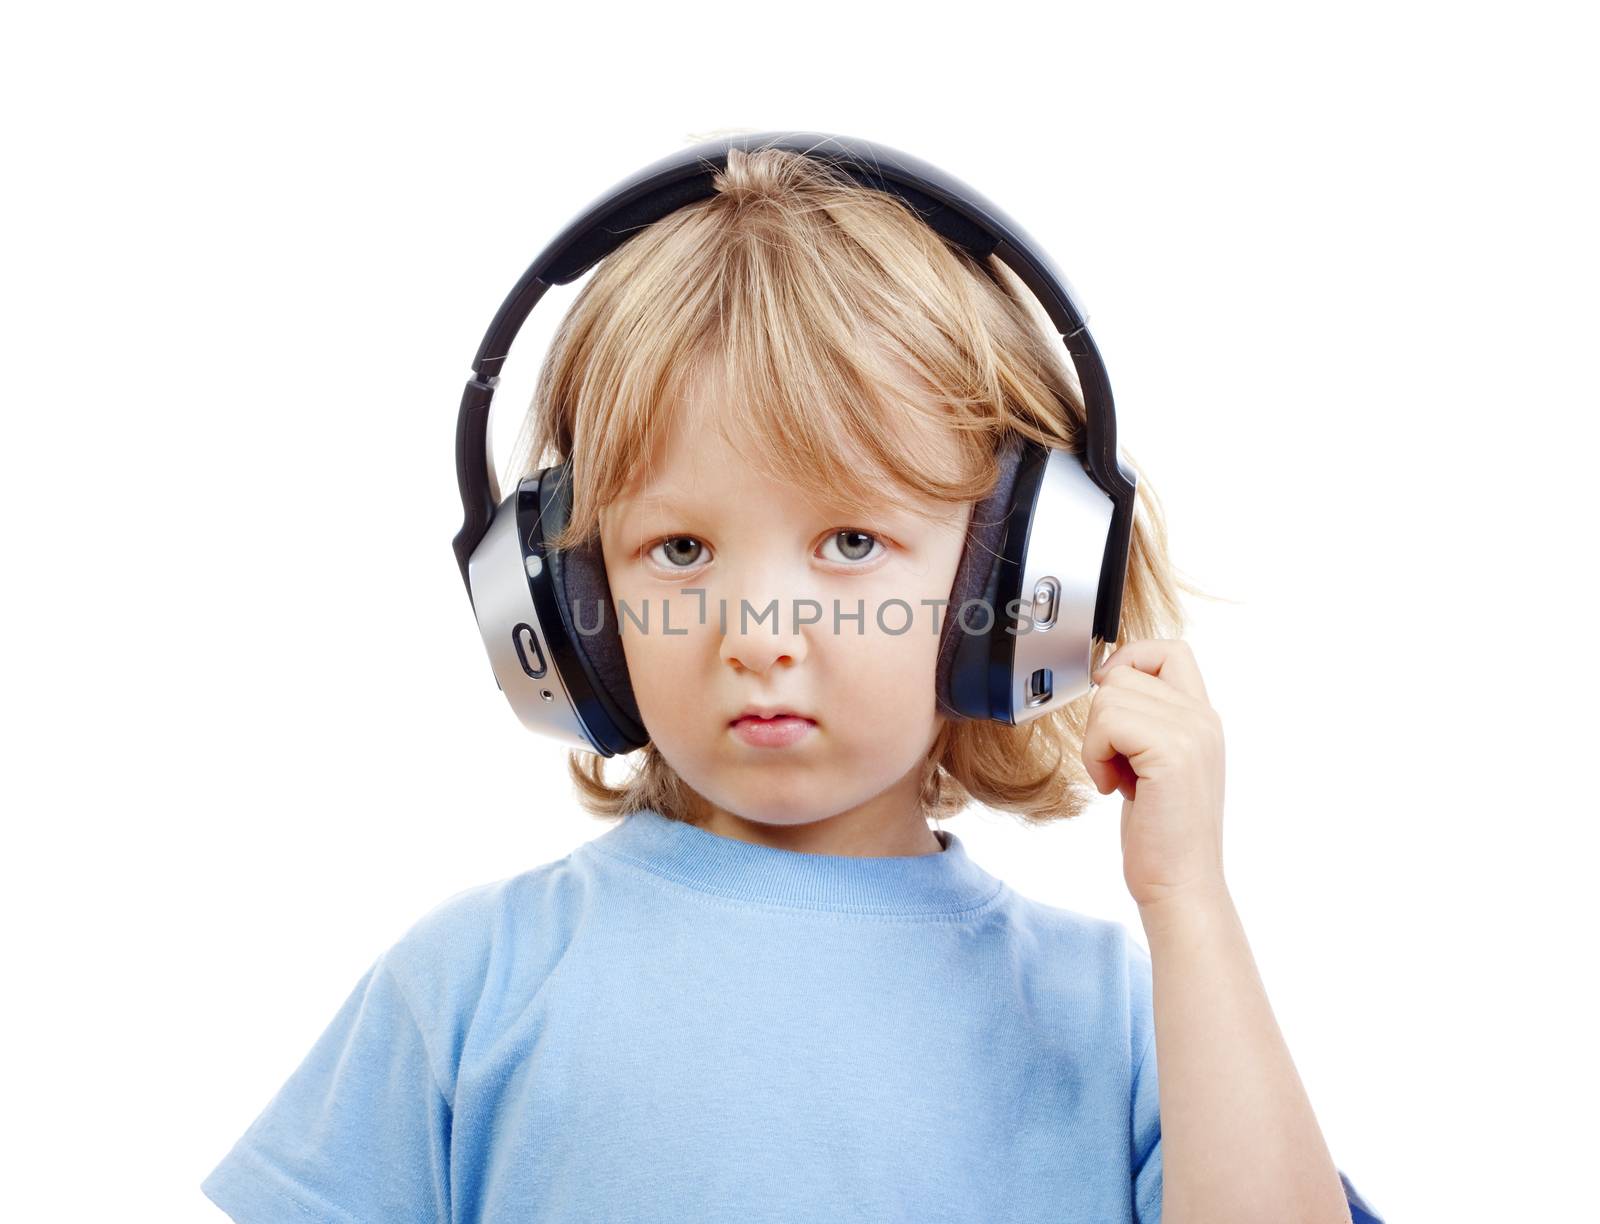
[1093,637,1210,705]
[1081,687,1185,793]
[1092,659,1208,718]
[1103,754,1139,803]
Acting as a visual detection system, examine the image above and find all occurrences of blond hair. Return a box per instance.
[507,143,1215,828]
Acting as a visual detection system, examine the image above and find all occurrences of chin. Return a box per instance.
[741,808,838,829]
[695,785,839,829]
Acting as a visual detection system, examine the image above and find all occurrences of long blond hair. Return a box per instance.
[506,143,1214,828]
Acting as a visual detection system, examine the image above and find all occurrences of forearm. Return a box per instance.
[1139,885,1351,1224]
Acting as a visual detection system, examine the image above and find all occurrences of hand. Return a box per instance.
[1081,637,1228,910]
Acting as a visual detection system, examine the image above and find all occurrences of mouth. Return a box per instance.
[728,706,816,725]
[728,713,817,748]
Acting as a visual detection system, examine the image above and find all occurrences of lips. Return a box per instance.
[729,713,817,748]
[729,707,816,725]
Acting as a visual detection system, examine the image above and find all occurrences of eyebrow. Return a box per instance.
[605,491,700,540]
[628,490,917,519]
[628,487,697,507]
[616,477,942,528]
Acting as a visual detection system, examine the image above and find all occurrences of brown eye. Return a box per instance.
[820,530,884,565]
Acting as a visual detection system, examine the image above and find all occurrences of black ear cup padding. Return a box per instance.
[536,464,648,748]
[560,535,646,736]
[935,434,1028,720]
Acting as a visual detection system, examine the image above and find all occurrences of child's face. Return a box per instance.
[598,387,971,833]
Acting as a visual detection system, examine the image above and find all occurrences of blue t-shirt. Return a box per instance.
[201,806,1383,1223]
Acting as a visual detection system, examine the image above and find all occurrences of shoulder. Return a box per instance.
[997,886,1152,975]
[387,851,591,971]
[993,888,1156,1050]
[373,847,601,1091]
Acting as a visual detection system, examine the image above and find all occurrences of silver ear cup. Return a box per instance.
[467,487,597,751]
[1006,446,1118,720]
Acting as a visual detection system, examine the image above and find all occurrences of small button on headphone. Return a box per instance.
[451,131,1138,756]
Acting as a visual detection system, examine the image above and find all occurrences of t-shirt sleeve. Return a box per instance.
[1131,1024,1163,1224]
[200,951,451,1224]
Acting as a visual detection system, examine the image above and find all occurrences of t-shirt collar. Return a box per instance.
[582,806,1004,917]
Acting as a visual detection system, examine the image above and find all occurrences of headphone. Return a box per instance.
[451,131,1138,756]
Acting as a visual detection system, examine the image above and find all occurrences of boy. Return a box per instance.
[202,142,1383,1223]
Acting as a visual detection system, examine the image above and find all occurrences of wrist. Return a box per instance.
[1136,877,1235,937]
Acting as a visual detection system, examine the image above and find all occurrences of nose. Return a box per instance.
[718,579,812,677]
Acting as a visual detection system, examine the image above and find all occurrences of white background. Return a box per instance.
[4,3,1593,1220]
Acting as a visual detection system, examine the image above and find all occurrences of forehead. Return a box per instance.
[614,355,969,518]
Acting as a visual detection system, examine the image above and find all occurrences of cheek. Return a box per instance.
[613,616,724,759]
[616,628,691,710]
[827,626,941,740]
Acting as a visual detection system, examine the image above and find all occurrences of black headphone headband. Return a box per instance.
[452,130,1137,643]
